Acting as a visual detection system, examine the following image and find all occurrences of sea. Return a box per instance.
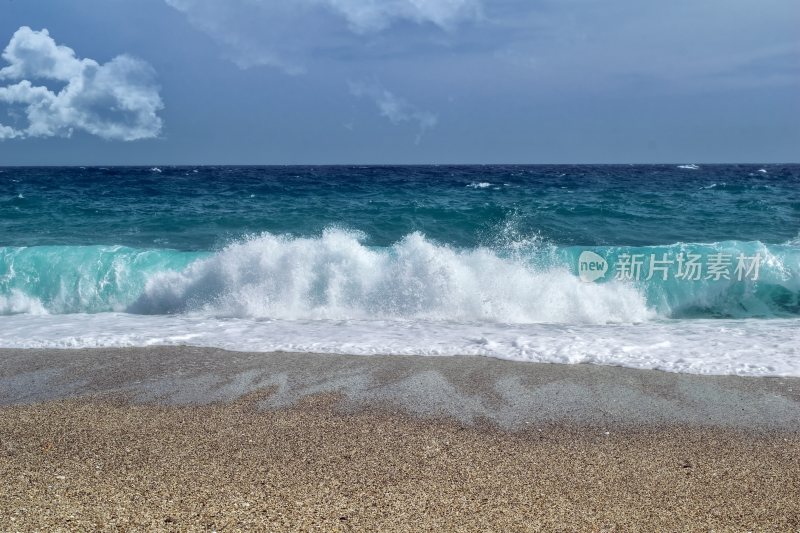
[1,165,798,376]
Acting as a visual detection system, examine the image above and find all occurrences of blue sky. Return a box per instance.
[0,0,798,164]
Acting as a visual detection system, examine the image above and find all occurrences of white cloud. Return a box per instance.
[165,0,307,74]
[320,0,481,33]
[0,26,163,141]
[349,80,437,143]
[165,0,482,73]
[0,123,19,139]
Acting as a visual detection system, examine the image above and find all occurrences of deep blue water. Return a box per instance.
[2,165,798,250]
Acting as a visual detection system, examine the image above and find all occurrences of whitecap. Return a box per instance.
[128,229,653,325]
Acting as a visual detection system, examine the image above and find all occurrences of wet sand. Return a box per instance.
[1,347,799,530]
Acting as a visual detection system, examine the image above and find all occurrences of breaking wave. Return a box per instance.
[1,229,798,322]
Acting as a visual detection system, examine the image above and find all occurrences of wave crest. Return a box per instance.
[129,230,652,324]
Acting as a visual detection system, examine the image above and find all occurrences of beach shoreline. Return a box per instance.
[1,347,799,530]
[2,346,799,430]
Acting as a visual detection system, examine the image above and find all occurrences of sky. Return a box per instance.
[0,0,798,164]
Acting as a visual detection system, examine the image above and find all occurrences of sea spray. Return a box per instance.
[128,229,652,323]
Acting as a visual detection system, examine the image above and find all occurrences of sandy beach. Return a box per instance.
[1,347,799,530]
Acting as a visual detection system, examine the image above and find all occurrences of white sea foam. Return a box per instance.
[678,164,699,170]
[466,182,491,188]
[0,290,48,315]
[128,230,653,324]
[0,313,797,376]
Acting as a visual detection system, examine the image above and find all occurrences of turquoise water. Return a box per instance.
[0,240,798,319]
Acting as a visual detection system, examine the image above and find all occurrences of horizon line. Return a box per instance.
[1,162,798,168]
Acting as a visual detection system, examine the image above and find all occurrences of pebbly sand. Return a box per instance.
[1,347,799,530]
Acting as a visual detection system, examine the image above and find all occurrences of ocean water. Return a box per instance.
[1,165,798,375]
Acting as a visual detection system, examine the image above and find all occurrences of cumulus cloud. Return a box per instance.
[349,80,437,143]
[166,0,482,73]
[0,26,163,141]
